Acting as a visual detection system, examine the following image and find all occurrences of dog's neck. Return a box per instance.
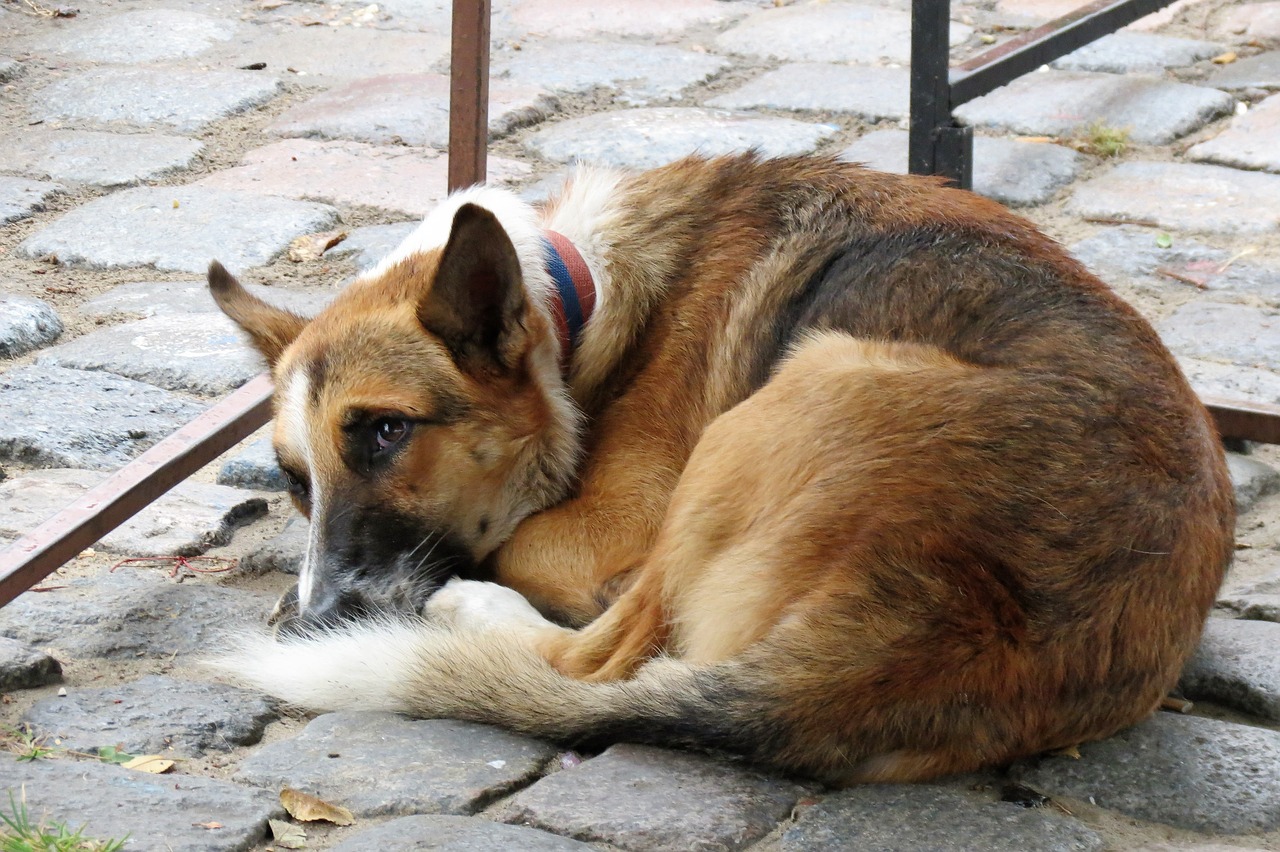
[541,230,596,369]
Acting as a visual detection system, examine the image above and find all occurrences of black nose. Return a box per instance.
[274,588,373,637]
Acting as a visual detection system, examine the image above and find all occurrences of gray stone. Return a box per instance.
[1220,558,1280,621]
[241,516,307,575]
[1188,93,1280,173]
[495,41,727,106]
[332,815,594,851]
[956,72,1233,145]
[1052,32,1223,73]
[1216,1,1280,46]
[1157,301,1280,371]
[1179,618,1280,721]
[238,712,558,817]
[0,56,23,84]
[18,186,339,274]
[1178,357,1280,406]
[526,108,838,170]
[0,570,275,661]
[500,743,801,851]
[37,313,266,396]
[1211,50,1280,91]
[27,9,236,63]
[841,129,1083,207]
[0,293,62,358]
[32,67,282,134]
[1018,712,1280,833]
[1228,452,1280,512]
[81,278,333,321]
[0,366,204,470]
[0,469,268,558]
[1,752,281,852]
[268,74,556,147]
[0,175,63,224]
[21,675,276,756]
[331,222,419,273]
[708,64,909,121]
[780,784,1104,852]
[207,25,449,82]
[715,3,971,64]
[218,437,286,491]
[0,636,62,691]
[1069,161,1280,234]
[0,129,203,187]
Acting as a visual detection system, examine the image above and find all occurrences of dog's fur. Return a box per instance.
[209,154,1233,785]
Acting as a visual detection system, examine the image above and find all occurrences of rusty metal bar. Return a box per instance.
[0,375,274,609]
[1206,396,1280,446]
[448,0,491,191]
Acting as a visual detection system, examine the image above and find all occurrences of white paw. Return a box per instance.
[425,579,552,632]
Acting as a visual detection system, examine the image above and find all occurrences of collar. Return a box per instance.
[541,230,596,368]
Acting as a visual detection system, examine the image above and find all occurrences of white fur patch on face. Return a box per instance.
[278,368,324,611]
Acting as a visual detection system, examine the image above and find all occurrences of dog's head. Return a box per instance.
[211,202,578,632]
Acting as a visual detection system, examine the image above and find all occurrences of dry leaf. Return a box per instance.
[1212,51,1238,64]
[287,229,348,263]
[122,754,175,773]
[280,787,355,825]
[1050,744,1082,759]
[193,821,224,830]
[269,819,308,849]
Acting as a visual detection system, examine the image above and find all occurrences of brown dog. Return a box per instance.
[209,153,1233,784]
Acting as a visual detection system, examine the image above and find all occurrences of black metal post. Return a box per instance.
[909,0,972,189]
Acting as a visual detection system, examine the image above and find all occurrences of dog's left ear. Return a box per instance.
[208,261,309,367]
[419,203,527,372]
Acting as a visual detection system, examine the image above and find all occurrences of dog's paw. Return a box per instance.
[425,579,554,633]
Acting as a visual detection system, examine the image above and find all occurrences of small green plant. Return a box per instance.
[0,727,53,763]
[0,791,127,852]
[1074,121,1131,158]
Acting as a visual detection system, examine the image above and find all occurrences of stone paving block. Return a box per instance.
[0,469,268,558]
[332,222,419,273]
[208,25,449,81]
[0,366,204,470]
[1179,357,1280,406]
[779,784,1104,851]
[0,293,62,358]
[1,752,281,852]
[219,437,286,491]
[37,314,266,396]
[511,0,741,38]
[708,64,909,121]
[18,185,339,274]
[526,108,838,170]
[999,0,1209,30]
[0,636,62,691]
[27,9,236,63]
[1229,453,1280,513]
[1179,618,1280,721]
[0,129,203,187]
[32,67,281,134]
[0,570,276,661]
[500,743,802,851]
[956,72,1233,145]
[0,175,63,224]
[1216,2,1280,46]
[841,129,1083,207]
[1188,93,1280,173]
[1210,51,1280,91]
[1070,226,1280,304]
[269,74,556,147]
[494,41,728,106]
[22,675,277,756]
[195,139,529,217]
[81,279,333,320]
[238,712,558,817]
[331,815,595,852]
[1069,161,1280,234]
[1052,32,1223,73]
[241,516,307,575]
[715,2,971,64]
[1157,301,1280,371]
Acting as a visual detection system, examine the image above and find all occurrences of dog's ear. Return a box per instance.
[208,260,308,367]
[418,203,527,372]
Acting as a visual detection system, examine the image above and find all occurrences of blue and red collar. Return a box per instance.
[542,230,596,366]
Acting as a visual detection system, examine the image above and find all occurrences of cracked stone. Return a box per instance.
[0,175,63,225]
[0,637,62,691]
[332,815,594,851]
[709,64,909,122]
[0,293,62,358]
[0,129,203,188]
[1179,618,1280,721]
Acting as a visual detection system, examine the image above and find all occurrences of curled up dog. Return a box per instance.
[207,153,1234,785]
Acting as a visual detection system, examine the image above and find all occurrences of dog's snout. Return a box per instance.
[276,587,372,637]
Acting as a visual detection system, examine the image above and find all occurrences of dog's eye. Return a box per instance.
[283,469,309,498]
[373,418,410,454]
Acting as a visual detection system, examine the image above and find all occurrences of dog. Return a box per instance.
[208,153,1234,785]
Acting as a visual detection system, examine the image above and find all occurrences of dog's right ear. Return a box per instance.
[208,260,308,367]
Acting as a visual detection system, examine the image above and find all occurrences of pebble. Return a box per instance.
[0,293,62,358]
[331,814,594,851]
[0,636,62,691]
[500,743,803,851]
[0,175,63,224]
[0,129,203,188]
[1179,618,1280,720]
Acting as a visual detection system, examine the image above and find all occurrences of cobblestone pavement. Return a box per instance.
[1,0,1280,849]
